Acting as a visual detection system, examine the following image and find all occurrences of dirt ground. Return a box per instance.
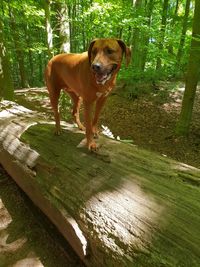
[0,166,84,267]
[101,80,200,169]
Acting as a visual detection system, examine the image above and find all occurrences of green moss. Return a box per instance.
[21,124,200,267]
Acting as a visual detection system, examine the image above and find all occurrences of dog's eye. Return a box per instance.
[92,49,97,56]
[106,48,115,55]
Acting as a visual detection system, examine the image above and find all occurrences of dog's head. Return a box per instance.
[88,38,131,85]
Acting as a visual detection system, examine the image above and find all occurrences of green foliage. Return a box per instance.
[59,91,72,121]
[0,0,195,89]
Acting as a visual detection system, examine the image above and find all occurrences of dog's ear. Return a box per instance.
[117,40,131,67]
[88,39,97,65]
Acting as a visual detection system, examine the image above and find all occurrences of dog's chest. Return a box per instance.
[96,87,112,98]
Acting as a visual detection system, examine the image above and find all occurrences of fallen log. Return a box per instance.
[0,100,200,267]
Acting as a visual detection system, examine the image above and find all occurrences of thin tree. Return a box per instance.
[167,0,179,56]
[8,1,29,88]
[156,0,169,71]
[131,0,144,71]
[176,0,191,70]
[0,18,14,100]
[58,1,70,53]
[25,23,34,85]
[44,0,53,58]
[176,0,200,136]
[141,0,154,71]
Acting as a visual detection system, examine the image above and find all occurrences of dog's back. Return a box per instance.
[45,52,90,94]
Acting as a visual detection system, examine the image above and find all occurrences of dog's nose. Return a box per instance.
[92,62,102,72]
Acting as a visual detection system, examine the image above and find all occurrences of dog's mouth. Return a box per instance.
[93,64,118,85]
[95,72,112,85]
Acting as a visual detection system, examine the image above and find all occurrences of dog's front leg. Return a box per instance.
[84,101,97,151]
[67,91,85,131]
[92,96,107,138]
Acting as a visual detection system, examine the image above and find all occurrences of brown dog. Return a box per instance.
[45,38,131,150]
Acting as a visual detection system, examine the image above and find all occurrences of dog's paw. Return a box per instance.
[88,141,98,151]
[54,129,61,135]
[78,124,85,132]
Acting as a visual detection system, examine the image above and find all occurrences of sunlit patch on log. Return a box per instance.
[12,253,44,267]
[81,179,163,260]
[0,101,40,168]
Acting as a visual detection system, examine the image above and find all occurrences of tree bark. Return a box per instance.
[8,2,29,88]
[72,2,78,52]
[141,0,154,71]
[131,0,144,71]
[68,2,78,53]
[156,0,169,71]
[176,0,191,69]
[0,18,14,100]
[58,2,70,53]
[167,0,179,56]
[25,24,34,85]
[44,0,53,58]
[175,0,200,136]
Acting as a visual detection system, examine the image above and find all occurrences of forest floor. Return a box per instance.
[15,80,200,169]
[102,80,200,169]
[0,165,84,267]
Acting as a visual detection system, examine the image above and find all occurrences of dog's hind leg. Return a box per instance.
[67,91,85,131]
[48,84,62,135]
[45,65,62,134]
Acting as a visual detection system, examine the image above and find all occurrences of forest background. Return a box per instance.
[0,0,200,137]
[1,2,200,266]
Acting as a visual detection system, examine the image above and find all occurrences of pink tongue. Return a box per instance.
[96,73,107,82]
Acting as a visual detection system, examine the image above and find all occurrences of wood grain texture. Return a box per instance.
[0,101,200,267]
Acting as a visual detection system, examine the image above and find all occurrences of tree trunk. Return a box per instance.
[58,2,70,53]
[25,24,34,85]
[68,2,78,53]
[141,0,154,71]
[0,19,14,100]
[38,53,43,85]
[8,2,29,88]
[175,0,200,136]
[72,3,78,52]
[68,5,73,52]
[156,0,169,71]
[176,0,191,69]
[167,0,179,56]
[131,0,144,71]
[44,0,53,58]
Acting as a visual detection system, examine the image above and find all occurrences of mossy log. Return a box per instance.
[0,101,200,267]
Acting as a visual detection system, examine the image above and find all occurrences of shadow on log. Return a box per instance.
[0,101,200,267]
